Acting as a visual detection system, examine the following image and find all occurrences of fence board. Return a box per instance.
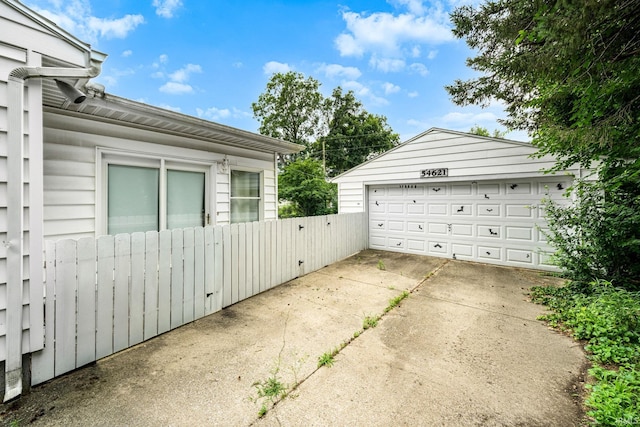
[194,227,205,319]
[204,227,215,315]
[230,224,239,305]
[212,226,223,312]
[244,223,252,299]
[183,228,195,324]
[30,241,57,384]
[252,222,260,295]
[222,225,232,308]
[171,230,184,329]
[130,233,145,346]
[55,239,77,376]
[113,234,131,353]
[76,237,96,367]
[96,236,115,359]
[144,231,159,340]
[158,230,172,334]
[259,221,267,293]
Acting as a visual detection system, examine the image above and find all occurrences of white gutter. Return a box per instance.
[4,63,100,402]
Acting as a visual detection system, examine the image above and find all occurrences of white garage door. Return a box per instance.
[368,178,571,269]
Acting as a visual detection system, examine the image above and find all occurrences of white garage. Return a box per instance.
[332,128,583,270]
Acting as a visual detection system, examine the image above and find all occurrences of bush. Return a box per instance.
[531,282,640,424]
[542,176,640,292]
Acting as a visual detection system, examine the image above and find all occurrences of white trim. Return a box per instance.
[229,167,264,223]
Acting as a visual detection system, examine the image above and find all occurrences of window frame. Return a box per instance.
[97,148,214,236]
[229,167,264,224]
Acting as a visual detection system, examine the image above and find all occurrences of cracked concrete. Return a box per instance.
[1,250,587,426]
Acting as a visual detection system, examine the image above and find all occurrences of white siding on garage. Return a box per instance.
[333,129,577,213]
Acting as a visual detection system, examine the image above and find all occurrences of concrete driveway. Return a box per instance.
[1,250,587,426]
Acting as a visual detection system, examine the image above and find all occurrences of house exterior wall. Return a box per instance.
[1,0,94,364]
[42,110,278,240]
[333,128,574,213]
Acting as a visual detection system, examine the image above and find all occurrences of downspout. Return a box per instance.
[4,64,100,402]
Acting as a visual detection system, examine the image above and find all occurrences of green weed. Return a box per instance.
[384,291,409,313]
[377,260,386,270]
[317,351,335,368]
[363,315,380,330]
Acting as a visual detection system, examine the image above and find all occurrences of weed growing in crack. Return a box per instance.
[377,260,386,270]
[317,351,335,368]
[384,291,410,313]
[252,375,287,417]
[363,315,380,329]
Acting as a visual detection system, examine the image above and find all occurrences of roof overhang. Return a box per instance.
[42,86,303,155]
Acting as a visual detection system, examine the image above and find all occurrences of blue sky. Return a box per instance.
[25,0,527,142]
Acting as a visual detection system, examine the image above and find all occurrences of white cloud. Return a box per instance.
[263,61,292,75]
[335,8,453,58]
[197,107,252,122]
[157,104,182,112]
[369,56,406,72]
[30,0,143,42]
[390,0,427,16]
[316,63,362,80]
[122,50,133,57]
[233,62,244,68]
[88,14,144,39]
[382,82,401,95]
[342,80,388,106]
[169,64,202,83]
[159,81,194,95]
[408,91,419,98]
[427,50,438,59]
[153,0,183,18]
[409,62,429,76]
[151,71,165,78]
[441,111,498,125]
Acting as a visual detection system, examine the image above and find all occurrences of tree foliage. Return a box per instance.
[315,88,400,177]
[277,158,337,217]
[448,1,640,289]
[251,72,324,155]
[469,125,507,139]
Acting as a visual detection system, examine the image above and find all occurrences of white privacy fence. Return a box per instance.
[30,213,367,386]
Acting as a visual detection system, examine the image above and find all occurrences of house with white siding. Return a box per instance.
[332,128,583,270]
[1,0,300,400]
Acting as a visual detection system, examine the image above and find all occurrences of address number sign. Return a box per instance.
[420,168,448,178]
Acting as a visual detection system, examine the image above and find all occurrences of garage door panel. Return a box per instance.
[428,204,448,215]
[428,222,449,235]
[388,203,404,214]
[451,224,473,237]
[370,201,385,213]
[452,204,472,215]
[407,222,425,233]
[478,183,500,196]
[407,239,426,252]
[478,246,501,260]
[478,204,500,216]
[388,220,404,232]
[451,184,473,195]
[388,187,403,197]
[477,225,501,238]
[506,182,532,194]
[506,204,534,218]
[506,226,533,241]
[407,186,425,196]
[370,235,386,249]
[507,248,533,264]
[428,185,447,195]
[407,203,425,214]
[370,220,386,231]
[428,241,447,254]
[388,237,404,249]
[452,243,473,258]
[538,180,571,197]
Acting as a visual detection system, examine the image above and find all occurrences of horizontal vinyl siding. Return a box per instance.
[43,142,96,240]
[338,182,365,214]
[264,170,276,221]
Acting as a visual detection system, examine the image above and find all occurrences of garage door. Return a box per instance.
[368,178,571,269]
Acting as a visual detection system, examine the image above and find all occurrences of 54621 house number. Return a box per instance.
[420,168,448,178]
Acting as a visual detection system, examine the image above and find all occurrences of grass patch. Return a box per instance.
[377,260,386,270]
[530,281,640,425]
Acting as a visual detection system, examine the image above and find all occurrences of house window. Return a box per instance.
[103,154,209,235]
[230,170,261,223]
